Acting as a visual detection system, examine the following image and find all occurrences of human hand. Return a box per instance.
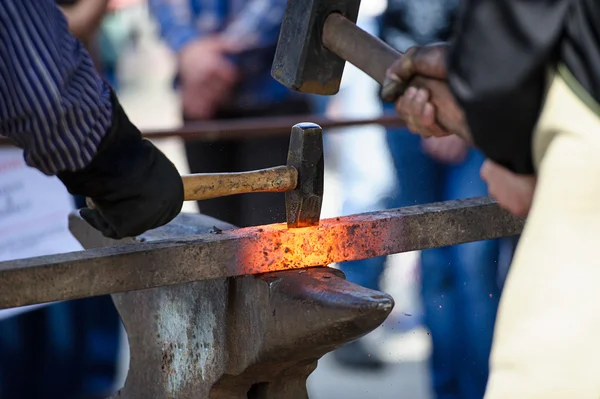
[480,159,536,217]
[178,37,240,120]
[381,42,449,103]
[422,135,468,165]
[394,86,453,138]
[385,44,470,140]
[386,42,450,83]
[58,91,184,239]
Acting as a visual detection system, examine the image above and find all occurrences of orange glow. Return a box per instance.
[224,210,407,276]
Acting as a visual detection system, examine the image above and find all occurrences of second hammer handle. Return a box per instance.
[323,13,399,87]
[182,165,298,201]
[322,13,468,140]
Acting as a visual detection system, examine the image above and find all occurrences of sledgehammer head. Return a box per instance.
[286,123,324,228]
[271,0,362,95]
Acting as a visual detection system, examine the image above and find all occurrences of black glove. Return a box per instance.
[57,90,184,239]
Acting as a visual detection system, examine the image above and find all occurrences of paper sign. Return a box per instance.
[0,148,83,320]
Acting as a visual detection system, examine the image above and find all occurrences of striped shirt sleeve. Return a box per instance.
[0,0,113,176]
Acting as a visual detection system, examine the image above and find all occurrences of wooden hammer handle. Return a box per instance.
[322,13,469,140]
[86,165,298,209]
[182,165,297,201]
[323,13,399,88]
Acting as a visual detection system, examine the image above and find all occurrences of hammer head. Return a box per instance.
[271,0,361,95]
[286,123,324,228]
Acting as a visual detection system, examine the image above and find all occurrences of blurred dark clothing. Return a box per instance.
[184,98,311,227]
[379,0,459,52]
[0,297,121,399]
[448,0,600,175]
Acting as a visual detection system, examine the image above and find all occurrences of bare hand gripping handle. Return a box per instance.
[321,13,468,139]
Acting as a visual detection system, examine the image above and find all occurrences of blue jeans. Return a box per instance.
[338,106,501,399]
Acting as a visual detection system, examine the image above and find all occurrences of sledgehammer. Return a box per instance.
[271,1,464,135]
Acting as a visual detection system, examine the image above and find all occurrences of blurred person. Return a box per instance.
[58,0,136,101]
[334,2,503,397]
[57,0,123,88]
[0,1,183,398]
[385,0,600,396]
[149,0,311,227]
[99,0,147,90]
[56,0,108,47]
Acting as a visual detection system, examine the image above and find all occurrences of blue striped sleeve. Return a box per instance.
[0,0,113,176]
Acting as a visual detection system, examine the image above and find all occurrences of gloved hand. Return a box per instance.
[57,90,184,239]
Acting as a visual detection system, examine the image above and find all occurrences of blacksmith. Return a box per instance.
[387,0,600,397]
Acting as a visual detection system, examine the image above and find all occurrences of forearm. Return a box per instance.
[0,0,112,176]
[447,0,571,174]
[58,0,109,42]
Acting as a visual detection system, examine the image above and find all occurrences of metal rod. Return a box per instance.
[0,114,405,146]
[0,197,523,310]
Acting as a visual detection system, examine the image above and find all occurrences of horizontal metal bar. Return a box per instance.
[0,114,405,146]
[0,197,523,309]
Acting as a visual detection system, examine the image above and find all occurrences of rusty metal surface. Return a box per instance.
[111,268,391,399]
[70,213,393,399]
[285,123,324,228]
[0,114,406,146]
[0,197,524,309]
[271,0,362,95]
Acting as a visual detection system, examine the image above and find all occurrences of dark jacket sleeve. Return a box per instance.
[447,0,573,174]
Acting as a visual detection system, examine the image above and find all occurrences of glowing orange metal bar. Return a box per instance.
[0,197,523,309]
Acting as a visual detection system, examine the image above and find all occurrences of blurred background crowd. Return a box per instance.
[0,0,518,398]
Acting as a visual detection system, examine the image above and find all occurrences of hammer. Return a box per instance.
[271,1,464,135]
[87,122,324,228]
